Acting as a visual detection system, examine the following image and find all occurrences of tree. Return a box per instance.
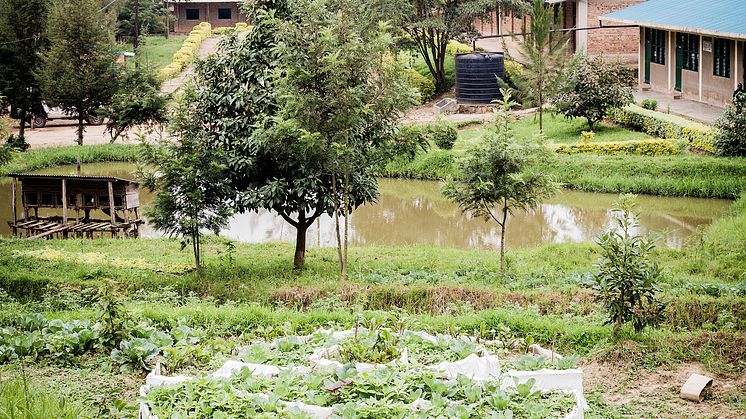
[274,0,415,277]
[138,86,234,271]
[403,0,527,93]
[443,90,558,279]
[105,66,168,141]
[0,0,49,140]
[116,0,167,47]
[506,0,573,131]
[554,56,635,131]
[713,100,746,156]
[40,0,119,145]
[592,194,666,340]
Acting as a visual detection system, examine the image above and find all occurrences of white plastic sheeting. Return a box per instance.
[139,329,585,419]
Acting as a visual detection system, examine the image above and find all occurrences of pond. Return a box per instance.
[0,162,733,250]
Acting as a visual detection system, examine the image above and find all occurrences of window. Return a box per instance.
[185,8,199,20]
[714,38,731,78]
[218,8,232,20]
[678,33,698,71]
[648,28,666,65]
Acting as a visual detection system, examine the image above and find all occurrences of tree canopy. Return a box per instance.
[0,0,49,139]
[403,0,528,93]
[40,0,119,145]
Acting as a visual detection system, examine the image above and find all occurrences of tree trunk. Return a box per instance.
[294,219,308,270]
[332,174,344,276]
[587,118,595,132]
[76,112,84,145]
[499,202,508,280]
[538,87,543,132]
[18,109,26,138]
[342,173,350,281]
[192,230,201,271]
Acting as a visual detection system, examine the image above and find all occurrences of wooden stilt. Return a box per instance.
[11,177,17,236]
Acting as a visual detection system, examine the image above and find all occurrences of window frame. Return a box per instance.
[185,8,200,20]
[649,29,666,65]
[713,38,731,78]
[217,8,232,20]
[678,33,699,72]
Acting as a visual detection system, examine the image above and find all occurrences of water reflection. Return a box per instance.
[0,164,732,250]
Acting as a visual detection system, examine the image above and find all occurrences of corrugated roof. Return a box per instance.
[601,0,746,40]
[8,173,138,184]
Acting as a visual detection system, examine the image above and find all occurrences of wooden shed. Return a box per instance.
[7,173,143,239]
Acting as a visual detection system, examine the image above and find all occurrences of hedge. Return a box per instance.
[212,22,253,35]
[402,67,436,104]
[555,139,681,156]
[158,22,212,81]
[607,104,714,153]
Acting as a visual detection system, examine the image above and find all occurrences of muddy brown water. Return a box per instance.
[0,162,733,250]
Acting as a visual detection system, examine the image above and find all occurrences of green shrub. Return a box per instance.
[392,125,430,159]
[580,131,594,143]
[402,67,435,104]
[592,194,666,339]
[4,134,29,151]
[427,122,458,150]
[640,99,656,111]
[713,102,746,156]
[555,139,681,156]
[607,104,714,153]
[446,40,475,54]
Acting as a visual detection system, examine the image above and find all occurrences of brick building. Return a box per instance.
[165,0,247,34]
[475,0,646,63]
[602,0,746,107]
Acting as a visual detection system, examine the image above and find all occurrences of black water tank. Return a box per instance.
[455,52,505,104]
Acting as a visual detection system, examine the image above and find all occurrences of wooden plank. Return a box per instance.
[108,182,115,225]
[11,178,17,235]
[62,179,68,224]
[27,224,73,240]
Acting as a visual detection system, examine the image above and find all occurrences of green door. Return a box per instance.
[644,29,651,84]
[675,34,683,92]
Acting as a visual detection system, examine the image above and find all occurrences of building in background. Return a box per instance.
[601,0,745,106]
[475,0,645,63]
[165,0,246,33]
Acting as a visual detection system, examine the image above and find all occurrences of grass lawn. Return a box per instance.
[454,115,653,153]
[120,35,186,73]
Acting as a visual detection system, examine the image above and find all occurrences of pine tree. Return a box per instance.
[0,0,49,139]
[40,0,118,145]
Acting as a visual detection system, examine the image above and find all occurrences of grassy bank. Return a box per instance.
[0,144,140,176]
[120,35,187,73]
[0,195,744,417]
[385,121,746,198]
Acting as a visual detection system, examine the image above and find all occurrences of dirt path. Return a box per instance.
[583,359,745,418]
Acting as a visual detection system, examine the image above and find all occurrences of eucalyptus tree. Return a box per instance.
[272,0,414,277]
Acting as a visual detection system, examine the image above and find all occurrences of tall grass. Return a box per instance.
[0,144,140,176]
[0,374,88,418]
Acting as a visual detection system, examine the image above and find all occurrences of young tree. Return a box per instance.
[0,0,49,140]
[713,100,746,157]
[138,87,234,271]
[443,90,558,279]
[554,56,635,131]
[40,0,119,145]
[404,0,527,93]
[274,0,415,278]
[105,66,169,141]
[592,194,666,340]
[507,0,573,131]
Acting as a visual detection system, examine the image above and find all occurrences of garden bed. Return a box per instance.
[138,328,586,419]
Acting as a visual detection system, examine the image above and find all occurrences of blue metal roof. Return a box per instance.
[601,0,746,40]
